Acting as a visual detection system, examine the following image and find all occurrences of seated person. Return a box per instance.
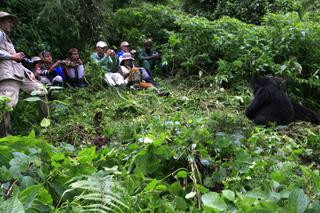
[137,39,160,77]
[64,48,85,88]
[118,53,156,88]
[38,50,65,87]
[91,41,125,87]
[118,53,169,96]
[31,56,42,78]
[116,41,130,60]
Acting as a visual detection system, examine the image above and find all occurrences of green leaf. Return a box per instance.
[185,191,196,199]
[177,170,188,178]
[78,147,96,163]
[301,166,320,193]
[19,184,53,209]
[202,192,227,211]
[222,189,235,201]
[287,188,308,213]
[24,97,42,102]
[0,195,25,213]
[40,118,51,128]
[175,196,188,211]
[270,171,286,184]
[144,179,158,191]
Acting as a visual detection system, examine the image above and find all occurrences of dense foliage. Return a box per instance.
[1,0,320,212]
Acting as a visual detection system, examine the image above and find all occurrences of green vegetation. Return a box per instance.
[1,0,320,212]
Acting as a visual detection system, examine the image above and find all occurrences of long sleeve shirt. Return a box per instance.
[0,31,12,60]
[90,52,115,72]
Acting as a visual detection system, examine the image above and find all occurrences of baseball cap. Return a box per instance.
[96,41,108,48]
[120,41,130,47]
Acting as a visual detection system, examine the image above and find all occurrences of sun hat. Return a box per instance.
[119,52,134,65]
[120,41,130,48]
[31,56,42,63]
[0,12,18,23]
[96,41,108,48]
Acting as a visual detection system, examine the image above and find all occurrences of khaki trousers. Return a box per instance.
[0,78,49,137]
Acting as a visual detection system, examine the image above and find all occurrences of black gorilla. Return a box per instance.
[245,77,320,125]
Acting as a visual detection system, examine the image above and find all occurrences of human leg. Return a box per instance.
[0,80,21,137]
[111,73,126,87]
[67,68,77,88]
[76,65,86,88]
[104,73,116,87]
[21,79,49,119]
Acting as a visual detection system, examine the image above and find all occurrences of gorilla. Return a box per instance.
[245,77,320,125]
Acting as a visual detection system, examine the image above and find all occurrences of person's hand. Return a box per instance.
[53,60,61,67]
[106,49,115,57]
[27,71,37,81]
[77,58,83,64]
[11,52,25,61]
[152,53,160,60]
[34,68,41,77]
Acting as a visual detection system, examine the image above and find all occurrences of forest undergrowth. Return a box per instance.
[1,75,320,212]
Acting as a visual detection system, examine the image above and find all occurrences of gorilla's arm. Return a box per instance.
[245,88,269,119]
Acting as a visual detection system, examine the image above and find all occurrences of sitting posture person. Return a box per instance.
[245,77,320,125]
[118,53,152,87]
[138,39,160,77]
[91,41,125,87]
[118,53,168,96]
[38,50,65,87]
[119,53,156,85]
[64,48,85,88]
[116,41,130,60]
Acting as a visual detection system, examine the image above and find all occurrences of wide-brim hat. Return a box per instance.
[119,53,134,65]
[31,56,42,63]
[0,12,18,23]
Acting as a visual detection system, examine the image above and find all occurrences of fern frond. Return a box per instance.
[63,172,129,213]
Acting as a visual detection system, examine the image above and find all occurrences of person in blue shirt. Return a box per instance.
[38,50,65,87]
[116,41,130,63]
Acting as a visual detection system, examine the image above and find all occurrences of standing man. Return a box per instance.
[0,11,49,137]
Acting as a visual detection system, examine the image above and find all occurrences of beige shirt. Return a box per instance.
[0,30,31,82]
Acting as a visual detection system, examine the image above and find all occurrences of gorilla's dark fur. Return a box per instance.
[245,77,320,125]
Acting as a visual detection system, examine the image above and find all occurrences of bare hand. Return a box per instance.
[11,52,25,61]
[77,59,83,64]
[53,60,61,67]
[106,49,115,57]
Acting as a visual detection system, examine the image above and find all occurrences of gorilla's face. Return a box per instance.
[252,77,279,95]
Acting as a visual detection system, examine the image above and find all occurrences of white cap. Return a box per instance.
[96,41,108,48]
[120,41,130,48]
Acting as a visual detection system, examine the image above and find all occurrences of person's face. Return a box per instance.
[121,45,129,52]
[144,43,152,50]
[96,47,105,55]
[0,18,15,34]
[43,52,52,64]
[124,59,133,68]
[70,51,79,61]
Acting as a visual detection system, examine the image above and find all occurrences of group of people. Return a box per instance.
[91,39,161,89]
[23,35,162,91]
[0,11,165,137]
